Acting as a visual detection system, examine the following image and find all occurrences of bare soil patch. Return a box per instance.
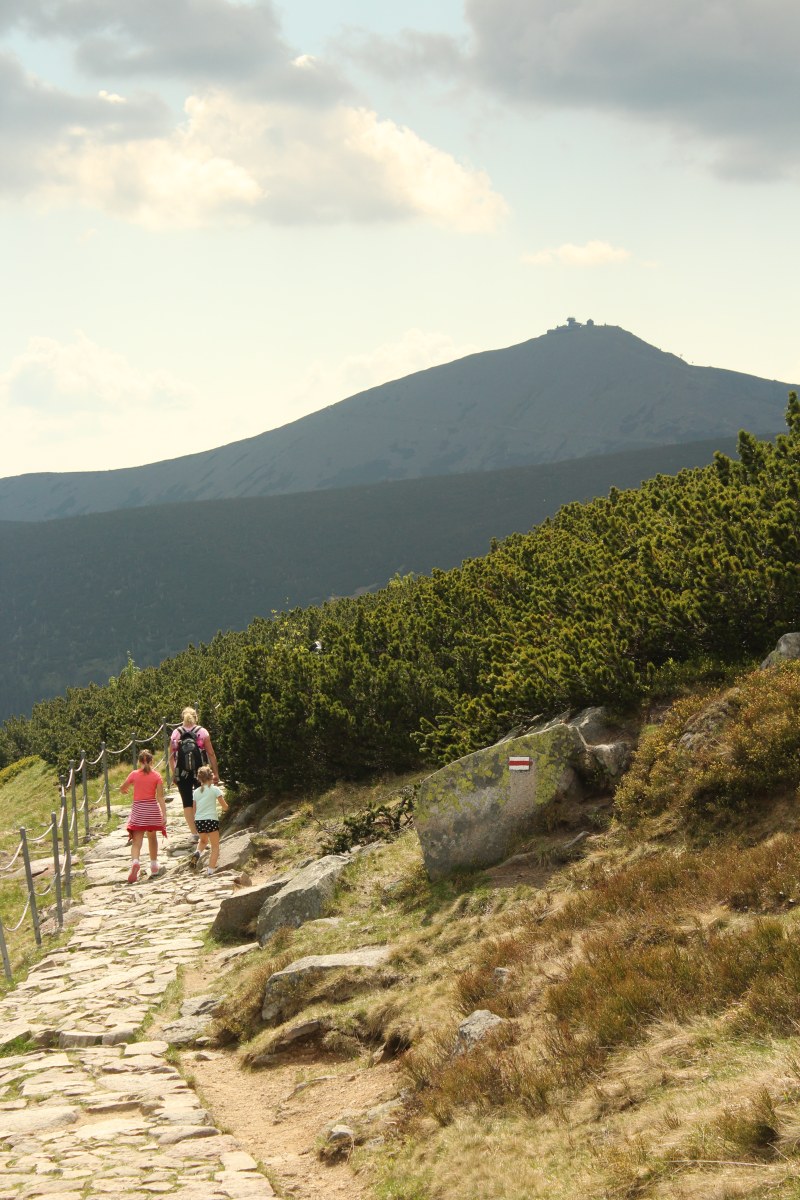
[186,1046,398,1198]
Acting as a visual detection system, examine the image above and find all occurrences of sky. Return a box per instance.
[2,0,800,477]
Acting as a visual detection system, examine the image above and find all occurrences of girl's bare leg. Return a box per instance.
[128,831,144,882]
[209,831,220,869]
[146,831,159,871]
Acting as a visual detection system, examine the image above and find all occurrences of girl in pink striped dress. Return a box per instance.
[120,750,167,883]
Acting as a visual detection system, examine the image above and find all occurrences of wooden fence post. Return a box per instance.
[19,828,41,947]
[80,752,90,842]
[131,734,137,769]
[69,761,78,848]
[60,786,72,902]
[0,918,11,982]
[50,811,63,929]
[102,742,111,820]
[162,721,171,789]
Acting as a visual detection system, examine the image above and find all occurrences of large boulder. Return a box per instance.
[414,725,586,881]
[211,873,295,939]
[761,632,800,669]
[261,948,393,1022]
[256,855,352,944]
[415,711,637,880]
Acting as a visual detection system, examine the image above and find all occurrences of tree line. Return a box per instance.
[3,399,800,799]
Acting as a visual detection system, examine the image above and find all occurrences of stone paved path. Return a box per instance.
[0,798,276,1199]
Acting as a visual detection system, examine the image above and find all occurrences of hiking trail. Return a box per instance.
[0,793,276,1199]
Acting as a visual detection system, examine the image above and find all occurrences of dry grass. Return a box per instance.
[617,661,800,827]
[206,666,800,1200]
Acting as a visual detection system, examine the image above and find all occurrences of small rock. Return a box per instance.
[493,968,512,988]
[454,1010,507,1055]
[181,995,219,1018]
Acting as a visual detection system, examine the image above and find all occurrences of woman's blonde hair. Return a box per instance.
[138,749,154,774]
[182,706,198,725]
[197,765,214,785]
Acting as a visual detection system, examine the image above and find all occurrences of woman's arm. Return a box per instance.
[204,737,220,784]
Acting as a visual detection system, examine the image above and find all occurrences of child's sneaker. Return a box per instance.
[205,867,215,876]
[127,861,140,884]
[190,850,201,869]
[150,864,164,879]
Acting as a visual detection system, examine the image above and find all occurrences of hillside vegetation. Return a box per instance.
[2,403,800,808]
[0,436,734,722]
[187,655,800,1200]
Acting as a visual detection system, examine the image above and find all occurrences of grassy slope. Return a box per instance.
[0,757,129,986]
[209,659,800,1200]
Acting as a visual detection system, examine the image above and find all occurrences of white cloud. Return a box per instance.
[0,333,199,472]
[523,240,631,267]
[2,332,194,413]
[37,90,507,230]
[292,329,481,413]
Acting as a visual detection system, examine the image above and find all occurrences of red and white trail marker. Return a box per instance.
[508,756,531,772]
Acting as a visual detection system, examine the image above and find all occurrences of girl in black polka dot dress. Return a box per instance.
[191,765,229,875]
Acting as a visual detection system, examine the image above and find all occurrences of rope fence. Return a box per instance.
[0,716,183,983]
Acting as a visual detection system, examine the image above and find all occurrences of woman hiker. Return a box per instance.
[169,707,220,840]
[120,749,167,883]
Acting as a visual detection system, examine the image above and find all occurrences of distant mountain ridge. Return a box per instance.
[0,323,793,522]
[0,436,738,720]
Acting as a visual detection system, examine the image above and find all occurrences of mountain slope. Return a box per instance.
[0,436,736,721]
[0,323,792,522]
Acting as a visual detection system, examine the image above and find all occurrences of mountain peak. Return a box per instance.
[0,326,794,521]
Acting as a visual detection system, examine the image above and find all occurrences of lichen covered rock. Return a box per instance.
[414,725,585,880]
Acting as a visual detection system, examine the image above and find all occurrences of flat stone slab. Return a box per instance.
[0,1104,79,1136]
[261,947,392,1021]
